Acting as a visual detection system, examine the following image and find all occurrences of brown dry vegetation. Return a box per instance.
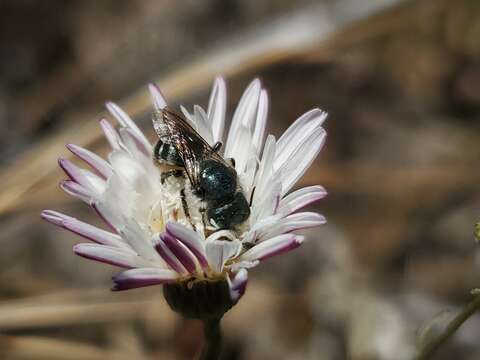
[0,0,479,359]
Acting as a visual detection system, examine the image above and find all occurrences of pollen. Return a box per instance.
[148,200,165,233]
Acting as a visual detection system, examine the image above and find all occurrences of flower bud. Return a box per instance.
[163,277,235,320]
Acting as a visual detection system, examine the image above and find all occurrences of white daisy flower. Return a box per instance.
[41,77,327,306]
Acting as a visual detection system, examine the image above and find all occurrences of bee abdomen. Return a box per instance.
[207,192,250,229]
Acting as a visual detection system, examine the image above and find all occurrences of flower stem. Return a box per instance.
[416,294,480,360]
[199,317,223,360]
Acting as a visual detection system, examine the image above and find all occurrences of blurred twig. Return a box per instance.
[0,282,277,331]
[0,335,108,360]
[0,0,421,216]
[0,297,161,330]
[415,294,480,360]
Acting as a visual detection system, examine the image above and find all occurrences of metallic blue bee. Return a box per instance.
[153,107,250,231]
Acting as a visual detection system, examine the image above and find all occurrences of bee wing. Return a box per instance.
[152,107,231,189]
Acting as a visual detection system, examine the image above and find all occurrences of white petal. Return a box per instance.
[247,213,283,239]
[112,268,177,291]
[275,127,326,194]
[207,77,227,144]
[224,79,261,158]
[60,180,94,203]
[180,105,194,124]
[82,170,107,194]
[100,119,122,150]
[193,105,213,145]
[227,125,256,174]
[58,158,106,195]
[252,135,276,205]
[277,185,327,217]
[252,89,268,154]
[252,180,282,222]
[93,198,124,231]
[119,127,152,158]
[239,234,303,262]
[66,144,113,180]
[119,218,160,261]
[259,212,326,239]
[205,238,242,273]
[229,260,259,272]
[229,268,248,302]
[276,109,327,158]
[106,102,151,150]
[41,210,130,250]
[166,222,208,268]
[108,151,152,192]
[239,157,257,194]
[148,83,167,110]
[73,243,149,268]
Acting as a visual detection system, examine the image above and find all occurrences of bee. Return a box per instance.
[152,107,250,231]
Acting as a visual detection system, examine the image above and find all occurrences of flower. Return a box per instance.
[41,77,327,306]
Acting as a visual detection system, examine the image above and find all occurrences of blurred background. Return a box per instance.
[0,0,479,359]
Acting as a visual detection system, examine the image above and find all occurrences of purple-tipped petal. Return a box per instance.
[240,234,304,262]
[252,89,268,154]
[41,209,66,226]
[258,212,326,239]
[166,222,208,269]
[281,212,326,231]
[148,83,167,110]
[66,144,113,180]
[154,236,186,275]
[161,232,197,274]
[207,77,226,143]
[277,185,327,217]
[99,118,121,150]
[224,78,261,158]
[205,238,242,273]
[41,210,128,249]
[73,243,142,268]
[276,108,327,157]
[60,180,93,203]
[58,158,86,185]
[229,268,248,302]
[118,127,151,157]
[106,102,151,151]
[112,268,177,291]
[275,126,326,195]
[106,102,139,133]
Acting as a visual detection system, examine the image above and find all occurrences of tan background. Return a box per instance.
[0,0,479,359]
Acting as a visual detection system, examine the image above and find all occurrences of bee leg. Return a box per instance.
[153,140,163,160]
[180,188,196,231]
[243,242,255,251]
[212,141,222,152]
[226,158,236,168]
[160,169,184,184]
[249,187,256,207]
